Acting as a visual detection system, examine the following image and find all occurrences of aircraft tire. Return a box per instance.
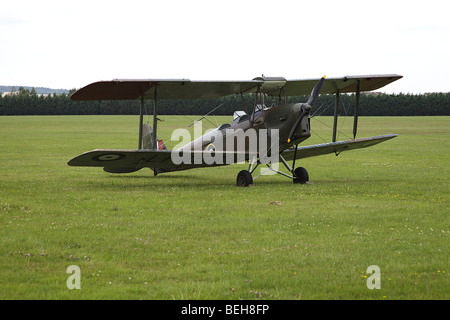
[293,167,309,184]
[236,170,253,187]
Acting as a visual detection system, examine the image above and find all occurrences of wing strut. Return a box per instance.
[138,94,144,149]
[138,85,158,150]
[353,80,360,139]
[332,81,361,142]
[332,90,340,142]
[152,85,158,150]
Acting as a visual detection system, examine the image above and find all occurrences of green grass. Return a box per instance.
[0,115,448,299]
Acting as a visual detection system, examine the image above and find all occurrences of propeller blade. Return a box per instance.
[306,76,326,105]
[287,76,326,143]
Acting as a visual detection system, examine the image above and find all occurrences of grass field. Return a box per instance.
[0,115,448,300]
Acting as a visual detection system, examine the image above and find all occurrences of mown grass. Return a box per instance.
[0,115,448,300]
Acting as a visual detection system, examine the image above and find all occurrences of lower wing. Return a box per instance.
[280,134,398,161]
[68,134,397,173]
[67,149,253,173]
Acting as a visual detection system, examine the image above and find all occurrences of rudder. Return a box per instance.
[142,123,167,150]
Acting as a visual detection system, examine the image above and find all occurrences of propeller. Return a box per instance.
[287,76,326,143]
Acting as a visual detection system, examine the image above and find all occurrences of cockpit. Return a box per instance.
[230,105,268,126]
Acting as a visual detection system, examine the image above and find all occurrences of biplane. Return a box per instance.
[68,74,402,186]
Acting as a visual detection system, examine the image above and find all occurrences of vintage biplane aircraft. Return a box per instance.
[68,74,402,186]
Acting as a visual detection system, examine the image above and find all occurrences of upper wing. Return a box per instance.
[281,74,403,96]
[70,75,402,101]
[281,134,398,161]
[70,79,262,101]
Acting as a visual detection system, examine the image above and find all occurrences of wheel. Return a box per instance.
[293,167,309,184]
[236,170,253,187]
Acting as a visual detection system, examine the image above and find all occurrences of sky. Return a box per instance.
[1,0,449,93]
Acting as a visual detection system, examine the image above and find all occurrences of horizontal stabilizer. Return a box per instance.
[281,134,398,161]
[103,167,143,174]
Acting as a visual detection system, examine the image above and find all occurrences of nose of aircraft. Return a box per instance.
[288,103,311,144]
[291,103,302,116]
[292,103,310,114]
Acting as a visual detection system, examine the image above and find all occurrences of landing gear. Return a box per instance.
[236,170,253,187]
[293,167,309,184]
[236,155,311,186]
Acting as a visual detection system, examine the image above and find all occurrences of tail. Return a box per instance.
[142,123,167,150]
[142,123,169,176]
[103,124,167,174]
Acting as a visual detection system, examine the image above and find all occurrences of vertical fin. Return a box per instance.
[142,123,154,149]
[142,123,167,150]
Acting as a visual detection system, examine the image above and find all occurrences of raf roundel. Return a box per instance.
[92,153,126,162]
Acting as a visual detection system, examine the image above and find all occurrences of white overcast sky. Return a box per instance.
[1,0,449,93]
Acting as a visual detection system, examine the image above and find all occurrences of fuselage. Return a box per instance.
[179,102,312,154]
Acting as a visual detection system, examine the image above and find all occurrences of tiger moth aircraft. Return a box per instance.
[68,74,402,186]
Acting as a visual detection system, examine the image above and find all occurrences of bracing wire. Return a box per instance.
[310,99,352,142]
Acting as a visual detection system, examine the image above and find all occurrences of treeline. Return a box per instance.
[0,87,449,116]
[0,85,68,95]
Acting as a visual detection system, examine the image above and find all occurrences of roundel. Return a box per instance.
[92,153,126,162]
[205,143,216,152]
